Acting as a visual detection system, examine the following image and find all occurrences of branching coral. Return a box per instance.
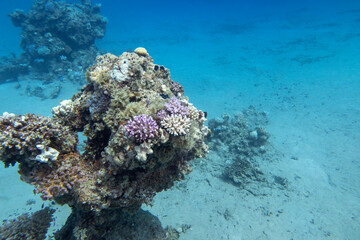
[164,97,190,116]
[125,114,159,143]
[161,114,191,136]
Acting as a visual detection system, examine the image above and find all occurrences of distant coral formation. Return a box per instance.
[0,49,209,239]
[9,0,106,59]
[0,0,107,99]
[0,207,55,240]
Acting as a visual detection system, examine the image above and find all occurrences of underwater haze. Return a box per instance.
[0,0,359,239]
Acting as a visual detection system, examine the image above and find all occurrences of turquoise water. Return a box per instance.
[0,0,359,239]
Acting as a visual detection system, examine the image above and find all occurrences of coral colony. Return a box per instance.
[0,48,209,239]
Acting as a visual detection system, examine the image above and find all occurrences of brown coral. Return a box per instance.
[31,153,87,202]
[0,113,77,167]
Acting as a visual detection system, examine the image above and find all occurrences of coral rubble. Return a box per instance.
[208,106,270,158]
[207,106,270,187]
[223,157,266,187]
[0,49,209,239]
[1,0,107,98]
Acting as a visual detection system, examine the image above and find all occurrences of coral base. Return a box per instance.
[55,208,167,240]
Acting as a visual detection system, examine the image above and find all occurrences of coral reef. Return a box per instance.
[0,55,29,82]
[0,49,209,239]
[0,207,55,240]
[0,0,107,98]
[0,112,77,168]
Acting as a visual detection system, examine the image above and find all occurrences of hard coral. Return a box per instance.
[30,153,87,202]
[164,97,189,116]
[156,109,168,119]
[0,49,209,239]
[9,0,107,58]
[161,114,191,136]
[0,112,77,167]
[125,114,159,143]
[1,0,108,98]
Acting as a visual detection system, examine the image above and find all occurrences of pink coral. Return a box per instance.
[164,97,189,116]
[125,114,159,143]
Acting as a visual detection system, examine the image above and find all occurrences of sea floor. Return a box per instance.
[0,3,360,240]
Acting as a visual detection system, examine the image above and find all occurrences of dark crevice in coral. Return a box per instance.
[129,96,137,102]
[84,127,112,159]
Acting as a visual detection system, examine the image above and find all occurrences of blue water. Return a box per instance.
[0,0,359,239]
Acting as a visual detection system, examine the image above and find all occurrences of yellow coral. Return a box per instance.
[134,47,148,56]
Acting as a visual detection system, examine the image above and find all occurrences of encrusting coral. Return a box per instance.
[0,48,209,239]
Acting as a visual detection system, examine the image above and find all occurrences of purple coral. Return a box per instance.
[164,97,189,116]
[156,109,168,119]
[125,114,159,142]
